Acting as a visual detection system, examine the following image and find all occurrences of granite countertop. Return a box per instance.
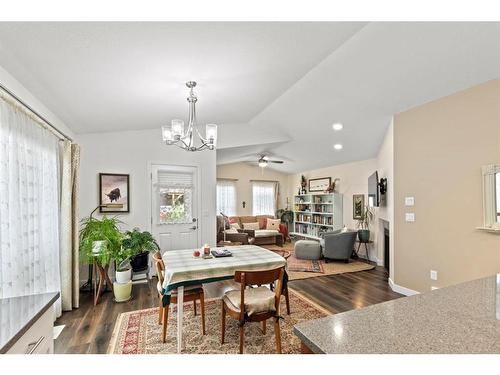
[0,292,59,353]
[294,274,500,354]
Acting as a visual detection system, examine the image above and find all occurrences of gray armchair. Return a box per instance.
[321,230,357,263]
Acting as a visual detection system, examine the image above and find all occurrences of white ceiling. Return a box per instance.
[0,22,364,133]
[0,22,499,173]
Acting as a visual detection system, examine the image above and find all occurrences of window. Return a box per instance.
[0,97,60,300]
[157,171,193,224]
[496,173,500,223]
[252,181,277,216]
[217,179,236,216]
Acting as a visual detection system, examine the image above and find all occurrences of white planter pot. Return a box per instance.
[113,281,132,302]
[115,268,132,284]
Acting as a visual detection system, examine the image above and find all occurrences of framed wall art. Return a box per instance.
[99,173,130,213]
[353,194,365,219]
[308,177,331,192]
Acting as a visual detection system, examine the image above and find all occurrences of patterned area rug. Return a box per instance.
[107,289,328,354]
[286,252,324,273]
[264,243,375,281]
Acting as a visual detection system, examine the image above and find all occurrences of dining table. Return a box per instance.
[161,245,287,353]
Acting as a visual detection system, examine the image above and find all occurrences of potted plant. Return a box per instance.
[122,228,160,273]
[79,215,122,269]
[112,246,135,302]
[356,205,374,243]
[113,247,135,283]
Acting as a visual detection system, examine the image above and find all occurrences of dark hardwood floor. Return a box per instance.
[55,263,402,354]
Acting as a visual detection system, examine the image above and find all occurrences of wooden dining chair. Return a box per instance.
[221,266,286,354]
[152,251,206,343]
[268,249,291,315]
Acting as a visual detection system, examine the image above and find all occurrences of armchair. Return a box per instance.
[321,230,357,263]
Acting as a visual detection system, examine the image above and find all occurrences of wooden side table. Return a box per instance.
[355,240,374,261]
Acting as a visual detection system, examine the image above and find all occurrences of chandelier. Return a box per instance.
[162,81,217,151]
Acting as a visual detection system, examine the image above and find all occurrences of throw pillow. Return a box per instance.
[266,218,281,230]
[258,216,267,229]
[224,228,238,234]
[243,222,260,230]
[230,222,241,230]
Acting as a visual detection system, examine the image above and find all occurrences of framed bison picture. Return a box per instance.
[99,173,130,213]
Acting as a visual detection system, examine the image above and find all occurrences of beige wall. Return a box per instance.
[216,162,289,216]
[287,159,380,261]
[394,78,500,292]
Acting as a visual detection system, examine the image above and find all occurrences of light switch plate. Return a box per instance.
[430,270,438,280]
[405,197,415,206]
[405,213,415,222]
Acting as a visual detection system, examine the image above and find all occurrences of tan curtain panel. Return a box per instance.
[59,140,80,311]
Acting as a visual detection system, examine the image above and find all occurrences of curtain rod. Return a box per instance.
[250,179,279,183]
[217,178,239,181]
[0,82,73,142]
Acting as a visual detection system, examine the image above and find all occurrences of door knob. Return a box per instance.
[190,226,197,230]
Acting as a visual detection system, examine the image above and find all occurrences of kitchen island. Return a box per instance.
[294,274,500,354]
[0,292,59,354]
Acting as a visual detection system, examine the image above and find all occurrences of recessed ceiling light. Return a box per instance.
[332,123,343,131]
[333,143,343,150]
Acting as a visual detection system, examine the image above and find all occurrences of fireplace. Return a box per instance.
[384,227,390,272]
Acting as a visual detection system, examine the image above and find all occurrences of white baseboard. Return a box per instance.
[356,253,383,266]
[388,278,420,296]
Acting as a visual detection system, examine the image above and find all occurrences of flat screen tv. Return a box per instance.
[368,171,379,207]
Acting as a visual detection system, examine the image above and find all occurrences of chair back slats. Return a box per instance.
[152,251,165,285]
[233,266,285,320]
[234,267,283,286]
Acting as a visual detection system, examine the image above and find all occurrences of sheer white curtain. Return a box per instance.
[0,96,61,314]
[217,179,236,216]
[252,181,278,216]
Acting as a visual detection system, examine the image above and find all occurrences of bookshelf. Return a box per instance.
[291,193,343,240]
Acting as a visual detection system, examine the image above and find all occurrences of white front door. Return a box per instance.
[151,164,200,251]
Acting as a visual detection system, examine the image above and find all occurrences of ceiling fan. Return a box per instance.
[256,155,284,168]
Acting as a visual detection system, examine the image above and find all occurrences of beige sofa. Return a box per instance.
[228,215,284,246]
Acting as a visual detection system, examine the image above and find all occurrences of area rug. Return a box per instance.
[264,243,375,281]
[107,289,328,354]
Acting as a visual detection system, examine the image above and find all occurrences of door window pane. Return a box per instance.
[159,188,192,224]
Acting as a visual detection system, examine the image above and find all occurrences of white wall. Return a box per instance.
[77,128,216,247]
[217,162,290,216]
[287,158,380,260]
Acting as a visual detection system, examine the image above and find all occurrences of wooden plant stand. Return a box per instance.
[93,264,114,306]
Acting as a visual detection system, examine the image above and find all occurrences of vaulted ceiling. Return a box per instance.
[0,22,499,173]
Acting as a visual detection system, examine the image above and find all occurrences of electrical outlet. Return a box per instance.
[405,213,415,222]
[430,270,438,280]
[405,197,415,206]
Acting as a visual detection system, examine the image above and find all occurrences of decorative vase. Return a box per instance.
[115,268,132,283]
[358,229,370,243]
[113,281,132,302]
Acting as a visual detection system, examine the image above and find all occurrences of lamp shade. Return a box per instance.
[171,119,185,138]
[206,124,217,147]
[162,125,173,143]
